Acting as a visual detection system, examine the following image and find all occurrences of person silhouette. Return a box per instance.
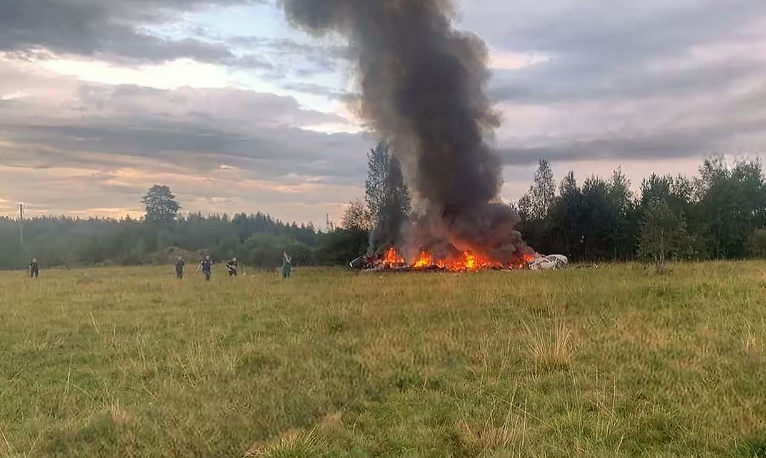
[199,255,213,281]
[29,258,39,278]
[175,256,185,279]
[281,251,292,279]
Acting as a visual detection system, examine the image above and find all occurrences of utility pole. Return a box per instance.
[19,203,24,245]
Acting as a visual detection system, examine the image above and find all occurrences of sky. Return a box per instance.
[1,0,766,226]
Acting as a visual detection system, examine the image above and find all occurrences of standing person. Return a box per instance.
[175,256,185,279]
[226,258,238,277]
[29,258,39,278]
[281,251,292,279]
[198,255,213,281]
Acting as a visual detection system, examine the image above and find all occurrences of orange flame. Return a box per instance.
[465,252,476,270]
[382,248,405,268]
[413,251,433,268]
[378,248,533,271]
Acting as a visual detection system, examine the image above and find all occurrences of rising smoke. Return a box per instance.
[280,0,530,263]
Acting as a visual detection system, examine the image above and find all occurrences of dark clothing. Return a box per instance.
[175,260,185,279]
[226,261,238,276]
[29,261,39,278]
[282,255,292,279]
[200,259,213,281]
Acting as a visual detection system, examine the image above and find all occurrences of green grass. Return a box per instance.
[1,263,765,457]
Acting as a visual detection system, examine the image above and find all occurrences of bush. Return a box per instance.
[747,228,766,259]
[315,229,368,265]
[284,242,314,266]
[638,199,688,272]
[243,233,294,269]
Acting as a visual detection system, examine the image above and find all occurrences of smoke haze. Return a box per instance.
[280,0,529,262]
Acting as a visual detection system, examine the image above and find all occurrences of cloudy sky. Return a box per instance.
[1,0,765,225]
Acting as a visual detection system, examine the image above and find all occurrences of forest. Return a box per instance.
[2,142,766,270]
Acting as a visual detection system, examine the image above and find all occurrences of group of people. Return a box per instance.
[174,251,293,281]
[24,252,293,280]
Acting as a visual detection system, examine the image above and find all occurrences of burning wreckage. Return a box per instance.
[280,0,560,270]
[350,250,568,272]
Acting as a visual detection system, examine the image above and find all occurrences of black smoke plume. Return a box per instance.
[280,0,530,263]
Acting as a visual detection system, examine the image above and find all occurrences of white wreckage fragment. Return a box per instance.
[527,254,569,271]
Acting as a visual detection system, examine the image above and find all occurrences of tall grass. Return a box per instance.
[246,429,320,458]
[1,262,765,457]
[525,321,574,373]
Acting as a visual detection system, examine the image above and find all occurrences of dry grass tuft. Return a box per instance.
[245,429,320,458]
[740,318,765,356]
[108,399,131,426]
[453,404,528,458]
[525,321,574,373]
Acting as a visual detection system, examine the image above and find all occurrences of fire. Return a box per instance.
[413,251,434,268]
[382,247,405,268]
[511,253,538,270]
[465,252,476,270]
[378,248,533,272]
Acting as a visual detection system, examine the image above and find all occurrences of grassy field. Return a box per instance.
[1,263,765,458]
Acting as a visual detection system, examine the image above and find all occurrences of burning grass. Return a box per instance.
[1,262,766,457]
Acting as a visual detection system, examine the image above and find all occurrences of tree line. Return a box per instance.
[0,210,325,270]
[514,157,766,268]
[341,145,766,268]
[0,143,406,270]
[3,144,766,270]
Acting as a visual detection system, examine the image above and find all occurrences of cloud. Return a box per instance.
[0,160,359,223]
[0,59,372,221]
[462,0,766,58]
[73,83,347,127]
[225,35,352,87]
[0,0,263,65]
[0,0,347,78]
[474,0,766,107]
[1,121,369,182]
[498,123,762,166]
[489,53,764,105]
[229,36,350,64]
[451,0,766,166]
[493,84,766,166]
[0,0,353,103]
[279,82,349,99]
